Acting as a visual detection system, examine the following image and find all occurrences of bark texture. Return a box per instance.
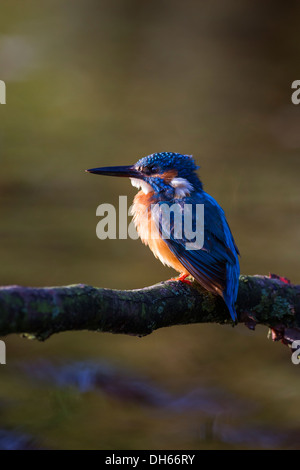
[0,275,299,345]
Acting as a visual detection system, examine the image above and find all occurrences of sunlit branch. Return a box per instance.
[0,275,299,346]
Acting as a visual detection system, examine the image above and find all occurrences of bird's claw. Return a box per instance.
[170,273,192,285]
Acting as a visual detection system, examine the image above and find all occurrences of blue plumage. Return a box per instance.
[87,152,240,322]
[153,192,240,321]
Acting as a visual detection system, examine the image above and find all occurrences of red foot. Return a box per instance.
[269,273,291,284]
[270,326,284,342]
[170,273,192,285]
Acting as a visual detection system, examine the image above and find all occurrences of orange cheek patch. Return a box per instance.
[158,169,178,183]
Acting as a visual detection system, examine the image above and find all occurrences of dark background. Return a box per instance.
[0,0,300,449]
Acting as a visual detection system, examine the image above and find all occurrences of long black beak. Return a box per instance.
[86,165,142,178]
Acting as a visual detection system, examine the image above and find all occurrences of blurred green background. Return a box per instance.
[0,0,300,449]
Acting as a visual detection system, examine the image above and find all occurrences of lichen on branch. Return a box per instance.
[0,275,299,347]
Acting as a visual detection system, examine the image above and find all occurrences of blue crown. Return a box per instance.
[136,152,199,176]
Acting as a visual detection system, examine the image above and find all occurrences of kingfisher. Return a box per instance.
[86,152,240,322]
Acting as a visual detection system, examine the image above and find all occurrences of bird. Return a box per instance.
[86,152,240,322]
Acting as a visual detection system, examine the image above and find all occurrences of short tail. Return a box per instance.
[224,257,240,323]
[224,297,238,322]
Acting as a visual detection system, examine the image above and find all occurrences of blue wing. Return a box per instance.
[152,192,240,321]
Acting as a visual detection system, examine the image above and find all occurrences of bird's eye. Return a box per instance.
[144,165,159,175]
[143,166,152,175]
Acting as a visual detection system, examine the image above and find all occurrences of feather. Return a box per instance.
[151,192,240,321]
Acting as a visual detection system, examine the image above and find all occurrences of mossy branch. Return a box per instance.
[0,275,299,344]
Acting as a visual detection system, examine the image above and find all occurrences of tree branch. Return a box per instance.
[0,275,299,345]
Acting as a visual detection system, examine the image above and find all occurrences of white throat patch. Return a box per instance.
[130,176,193,197]
[130,178,153,195]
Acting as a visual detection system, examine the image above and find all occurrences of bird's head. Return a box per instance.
[86,152,202,198]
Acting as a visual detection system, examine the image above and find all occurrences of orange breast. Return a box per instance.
[131,191,188,274]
